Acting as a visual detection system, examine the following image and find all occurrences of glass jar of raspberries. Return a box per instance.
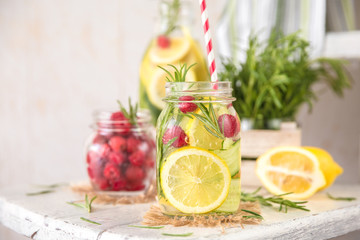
[85,100,155,192]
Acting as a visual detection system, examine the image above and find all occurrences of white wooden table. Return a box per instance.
[0,184,359,240]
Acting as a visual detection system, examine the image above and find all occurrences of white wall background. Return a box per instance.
[0,0,359,239]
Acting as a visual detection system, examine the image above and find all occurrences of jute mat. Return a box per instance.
[142,202,261,229]
[70,182,157,204]
[71,182,262,229]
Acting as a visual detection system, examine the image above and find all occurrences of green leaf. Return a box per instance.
[241,209,264,220]
[161,232,193,237]
[327,193,356,201]
[26,190,54,196]
[67,194,97,213]
[128,225,164,229]
[80,217,101,225]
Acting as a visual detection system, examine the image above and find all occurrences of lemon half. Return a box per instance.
[160,147,231,214]
[256,146,326,199]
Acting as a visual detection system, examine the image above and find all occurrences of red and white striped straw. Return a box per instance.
[199,0,218,82]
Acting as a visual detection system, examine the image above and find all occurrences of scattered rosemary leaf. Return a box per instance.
[241,187,310,212]
[162,232,193,237]
[34,183,67,189]
[67,194,97,213]
[241,209,264,220]
[327,193,356,201]
[26,190,54,196]
[80,217,101,225]
[128,225,164,229]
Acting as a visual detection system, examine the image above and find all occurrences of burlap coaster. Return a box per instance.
[71,182,262,230]
[142,202,261,230]
[70,182,157,204]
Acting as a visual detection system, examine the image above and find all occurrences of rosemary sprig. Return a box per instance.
[67,194,97,213]
[117,98,138,125]
[327,193,356,201]
[241,187,310,213]
[128,225,164,229]
[241,209,264,220]
[80,217,101,225]
[26,190,54,196]
[163,137,178,153]
[187,103,225,139]
[162,232,193,237]
[158,63,196,82]
[162,0,181,36]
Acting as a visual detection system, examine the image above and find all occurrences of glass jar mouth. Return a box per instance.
[163,81,235,102]
[91,109,152,132]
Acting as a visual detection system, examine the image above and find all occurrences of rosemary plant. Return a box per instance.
[219,29,351,126]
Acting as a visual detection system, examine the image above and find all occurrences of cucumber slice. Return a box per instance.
[214,140,240,176]
[222,138,234,149]
[215,178,241,213]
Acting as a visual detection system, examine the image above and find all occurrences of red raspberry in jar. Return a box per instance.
[111,178,127,191]
[162,126,188,148]
[157,35,171,48]
[103,163,121,181]
[125,165,144,182]
[108,152,125,165]
[109,136,127,152]
[110,111,132,136]
[126,136,141,153]
[217,114,240,138]
[129,150,145,167]
[93,134,107,144]
[178,96,197,113]
[98,143,111,158]
[126,181,145,191]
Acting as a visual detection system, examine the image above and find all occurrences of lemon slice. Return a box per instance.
[147,66,196,109]
[149,37,191,65]
[256,147,326,199]
[186,104,229,150]
[160,147,231,214]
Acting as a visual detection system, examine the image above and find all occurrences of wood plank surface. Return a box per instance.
[0,184,359,239]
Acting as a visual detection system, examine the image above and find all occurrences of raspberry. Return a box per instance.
[93,134,107,144]
[110,111,132,135]
[110,111,126,121]
[125,165,144,181]
[103,163,121,181]
[126,181,145,191]
[178,96,197,113]
[86,151,98,164]
[157,35,170,48]
[217,114,239,138]
[162,126,188,148]
[96,178,109,190]
[108,152,125,165]
[145,157,155,168]
[89,159,104,179]
[109,136,127,152]
[98,144,111,158]
[111,178,127,191]
[129,150,145,167]
[126,136,141,153]
[87,167,94,179]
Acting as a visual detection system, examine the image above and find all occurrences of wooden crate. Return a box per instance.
[241,122,301,158]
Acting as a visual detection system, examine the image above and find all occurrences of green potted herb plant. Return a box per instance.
[219,30,351,131]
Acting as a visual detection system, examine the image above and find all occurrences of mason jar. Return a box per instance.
[156,82,241,215]
[85,110,155,193]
